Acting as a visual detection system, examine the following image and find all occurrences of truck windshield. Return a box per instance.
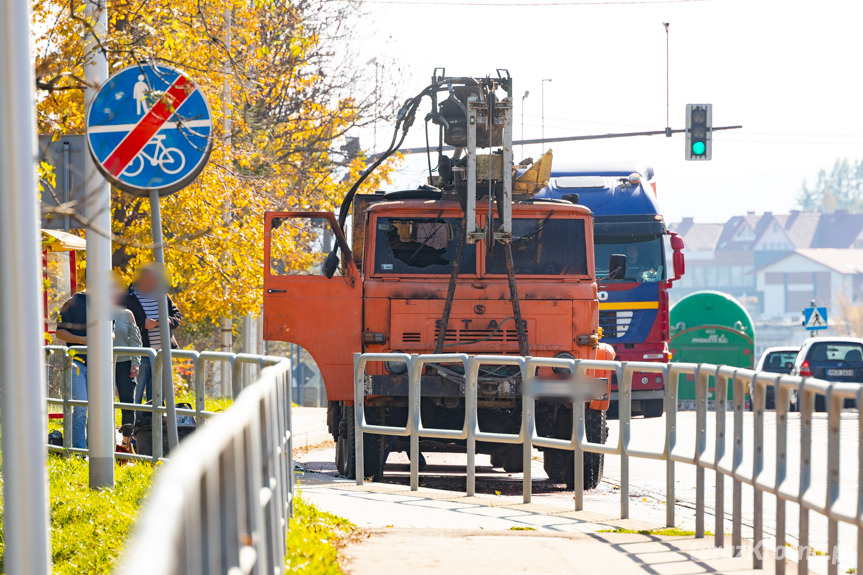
[374,216,476,274]
[595,234,665,282]
[487,218,588,276]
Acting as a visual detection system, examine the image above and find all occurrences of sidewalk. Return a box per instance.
[291,406,331,451]
[343,529,790,575]
[297,471,803,575]
[291,411,806,574]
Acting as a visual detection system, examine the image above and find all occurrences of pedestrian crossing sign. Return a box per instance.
[803,306,828,330]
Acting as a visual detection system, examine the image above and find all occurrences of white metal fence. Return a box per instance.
[354,353,863,575]
[44,345,279,461]
[116,357,294,575]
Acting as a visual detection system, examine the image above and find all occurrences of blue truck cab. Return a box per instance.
[534,163,686,417]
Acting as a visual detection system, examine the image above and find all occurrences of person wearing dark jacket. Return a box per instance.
[56,291,90,450]
[121,265,182,406]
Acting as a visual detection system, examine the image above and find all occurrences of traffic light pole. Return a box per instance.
[0,0,52,572]
[395,125,743,155]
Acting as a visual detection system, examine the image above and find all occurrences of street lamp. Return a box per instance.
[541,78,552,154]
[521,90,529,158]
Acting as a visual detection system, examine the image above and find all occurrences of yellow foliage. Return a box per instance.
[33,0,400,331]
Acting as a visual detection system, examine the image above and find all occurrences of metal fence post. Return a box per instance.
[775,378,790,575]
[826,387,840,575]
[714,368,729,548]
[354,353,364,486]
[858,387,863,575]
[573,388,585,509]
[619,362,631,519]
[665,364,677,528]
[522,361,534,505]
[732,372,745,557]
[152,351,164,462]
[798,380,813,575]
[63,351,74,451]
[695,365,709,539]
[752,373,765,570]
[409,354,420,492]
[466,357,478,498]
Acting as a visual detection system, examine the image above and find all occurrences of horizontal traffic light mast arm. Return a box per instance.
[396,125,743,155]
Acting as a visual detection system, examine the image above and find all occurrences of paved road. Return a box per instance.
[296,409,860,574]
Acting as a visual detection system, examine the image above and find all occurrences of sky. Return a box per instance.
[345,0,863,224]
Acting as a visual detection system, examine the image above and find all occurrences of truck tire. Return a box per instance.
[335,404,387,481]
[490,446,523,472]
[642,398,664,419]
[543,408,607,490]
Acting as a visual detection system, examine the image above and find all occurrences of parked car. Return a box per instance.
[791,337,863,411]
[755,346,799,409]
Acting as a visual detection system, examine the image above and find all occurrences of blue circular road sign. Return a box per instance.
[86,64,214,197]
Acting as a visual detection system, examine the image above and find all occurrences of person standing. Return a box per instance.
[122,265,182,407]
[55,291,89,450]
[113,282,142,445]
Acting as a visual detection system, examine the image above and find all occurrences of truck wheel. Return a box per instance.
[543,408,607,490]
[490,452,505,469]
[502,445,524,473]
[335,404,387,481]
[642,399,664,419]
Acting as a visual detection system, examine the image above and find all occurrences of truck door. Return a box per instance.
[264,212,361,401]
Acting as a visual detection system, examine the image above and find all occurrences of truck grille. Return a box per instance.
[433,327,527,344]
[599,311,633,339]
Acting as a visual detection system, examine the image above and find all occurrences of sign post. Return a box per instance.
[86,64,213,452]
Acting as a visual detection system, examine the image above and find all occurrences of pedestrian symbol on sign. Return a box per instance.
[802,305,828,331]
[133,75,149,116]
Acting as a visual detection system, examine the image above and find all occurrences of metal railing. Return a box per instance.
[354,353,863,575]
[116,357,294,575]
[45,346,281,462]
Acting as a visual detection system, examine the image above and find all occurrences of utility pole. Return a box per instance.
[664,22,671,137]
[0,0,52,571]
[220,8,233,396]
[541,79,552,154]
[84,0,115,489]
[520,90,529,158]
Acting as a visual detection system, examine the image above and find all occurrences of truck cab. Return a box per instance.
[534,164,685,417]
[263,192,614,488]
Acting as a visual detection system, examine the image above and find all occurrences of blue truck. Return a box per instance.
[534,163,686,417]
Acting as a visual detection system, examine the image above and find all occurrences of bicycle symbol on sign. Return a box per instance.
[121,134,186,177]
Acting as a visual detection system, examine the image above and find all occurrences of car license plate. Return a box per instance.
[827,369,854,377]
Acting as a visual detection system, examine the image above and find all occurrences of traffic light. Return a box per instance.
[685,104,712,161]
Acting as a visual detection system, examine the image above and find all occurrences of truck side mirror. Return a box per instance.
[608,254,627,281]
[669,233,685,282]
[322,250,340,279]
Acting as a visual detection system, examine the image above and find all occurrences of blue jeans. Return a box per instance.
[71,361,87,450]
[135,355,153,406]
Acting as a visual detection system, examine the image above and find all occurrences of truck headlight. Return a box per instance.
[553,352,575,374]
[385,355,408,376]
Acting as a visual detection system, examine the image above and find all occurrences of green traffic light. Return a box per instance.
[692,141,706,155]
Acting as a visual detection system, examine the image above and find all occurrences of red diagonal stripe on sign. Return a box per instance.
[103,75,195,177]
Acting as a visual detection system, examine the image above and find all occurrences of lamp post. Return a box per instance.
[541,78,552,154]
[521,90,529,158]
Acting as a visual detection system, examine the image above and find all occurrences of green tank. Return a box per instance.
[669,291,755,404]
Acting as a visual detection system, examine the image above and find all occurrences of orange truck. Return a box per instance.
[263,71,614,489]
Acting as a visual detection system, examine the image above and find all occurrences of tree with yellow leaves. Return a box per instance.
[33,0,401,343]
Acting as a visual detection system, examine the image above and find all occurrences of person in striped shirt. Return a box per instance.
[122,265,182,410]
